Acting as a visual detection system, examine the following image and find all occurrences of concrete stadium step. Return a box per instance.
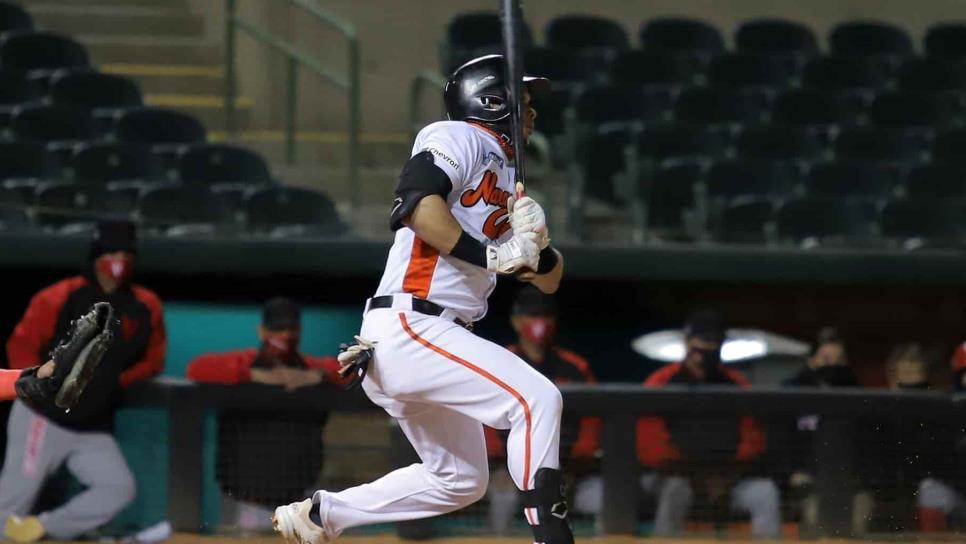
[28,6,204,38]
[80,35,220,65]
[20,0,189,9]
[212,131,411,168]
[145,94,252,131]
[101,64,225,96]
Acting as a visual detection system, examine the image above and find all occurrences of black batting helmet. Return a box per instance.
[443,54,550,131]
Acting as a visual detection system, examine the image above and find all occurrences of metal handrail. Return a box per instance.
[224,0,361,210]
[408,70,447,140]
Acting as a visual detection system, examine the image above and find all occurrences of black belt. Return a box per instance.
[367,295,472,329]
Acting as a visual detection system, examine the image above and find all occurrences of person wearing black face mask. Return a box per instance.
[784,327,858,388]
[2,220,165,543]
[186,298,349,534]
[636,309,781,538]
[484,286,601,534]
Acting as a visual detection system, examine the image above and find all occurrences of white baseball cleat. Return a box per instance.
[273,498,329,544]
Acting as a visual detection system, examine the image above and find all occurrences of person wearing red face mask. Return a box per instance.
[484,286,600,533]
[2,220,165,543]
[186,298,348,534]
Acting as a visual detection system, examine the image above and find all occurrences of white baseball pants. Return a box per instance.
[315,308,563,538]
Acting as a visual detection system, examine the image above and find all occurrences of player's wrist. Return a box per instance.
[449,230,489,268]
[536,245,559,274]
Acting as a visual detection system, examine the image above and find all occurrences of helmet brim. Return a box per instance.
[523,76,551,96]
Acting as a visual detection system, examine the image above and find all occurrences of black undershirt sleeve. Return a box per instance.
[389,151,453,231]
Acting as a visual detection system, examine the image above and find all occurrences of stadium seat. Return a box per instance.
[636,122,730,162]
[801,55,891,91]
[735,125,826,161]
[905,164,966,198]
[523,47,606,87]
[113,107,206,146]
[834,126,925,162]
[0,140,58,181]
[924,24,966,60]
[0,31,89,77]
[441,12,533,73]
[879,198,965,243]
[931,128,966,162]
[673,88,769,125]
[897,57,966,91]
[49,70,142,111]
[806,161,901,198]
[582,126,634,204]
[530,88,569,138]
[138,185,238,235]
[11,104,96,156]
[0,1,32,33]
[867,91,960,128]
[0,70,42,127]
[178,143,273,197]
[637,161,701,233]
[575,84,672,128]
[829,21,915,58]
[705,159,802,199]
[608,51,700,87]
[546,15,629,53]
[246,187,346,237]
[705,53,796,89]
[35,182,136,228]
[70,142,164,186]
[770,89,864,127]
[776,197,877,244]
[734,19,819,58]
[640,18,725,56]
[713,197,775,244]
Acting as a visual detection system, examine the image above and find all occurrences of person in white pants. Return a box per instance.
[271,54,573,544]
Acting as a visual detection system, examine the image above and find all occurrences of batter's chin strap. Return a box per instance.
[520,468,575,544]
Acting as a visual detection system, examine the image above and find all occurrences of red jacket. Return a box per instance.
[186,348,348,387]
[485,345,601,461]
[636,363,766,468]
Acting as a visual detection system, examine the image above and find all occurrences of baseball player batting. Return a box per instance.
[272,54,572,544]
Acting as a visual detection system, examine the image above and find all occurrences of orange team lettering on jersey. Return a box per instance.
[375,120,517,323]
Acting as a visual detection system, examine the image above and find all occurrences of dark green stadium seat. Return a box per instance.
[113,107,205,146]
[714,197,775,244]
[706,159,802,199]
[49,70,142,112]
[70,142,163,186]
[0,183,28,230]
[673,88,769,125]
[924,24,966,60]
[637,161,701,235]
[0,69,41,126]
[35,182,136,228]
[576,84,672,128]
[138,185,238,235]
[806,161,901,198]
[0,31,89,77]
[897,58,966,91]
[582,126,633,204]
[735,19,819,58]
[706,53,797,89]
[801,55,891,91]
[0,141,59,184]
[177,144,272,188]
[829,21,914,59]
[0,1,32,33]
[441,12,533,73]
[546,15,628,53]
[524,47,606,88]
[246,187,345,237]
[776,197,878,245]
[770,89,863,127]
[931,128,966,162]
[879,198,966,244]
[637,122,729,162]
[608,51,700,88]
[11,105,96,159]
[867,91,961,129]
[834,127,925,162]
[735,125,826,161]
[905,164,966,198]
[640,18,725,56]
[530,88,569,138]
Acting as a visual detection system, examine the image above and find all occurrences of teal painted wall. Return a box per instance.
[113,301,362,531]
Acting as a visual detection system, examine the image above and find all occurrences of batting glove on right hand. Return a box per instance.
[506,183,550,249]
[486,231,540,275]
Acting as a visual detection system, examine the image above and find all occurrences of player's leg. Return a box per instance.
[0,369,21,402]
[730,477,781,538]
[373,310,570,542]
[40,431,136,539]
[653,476,693,536]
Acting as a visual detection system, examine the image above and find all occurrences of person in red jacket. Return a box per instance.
[636,309,780,538]
[1,220,166,543]
[485,286,601,533]
[186,297,347,533]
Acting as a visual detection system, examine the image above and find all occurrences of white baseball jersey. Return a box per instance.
[374,120,516,323]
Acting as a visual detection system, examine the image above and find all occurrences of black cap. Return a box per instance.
[90,219,137,260]
[683,309,725,342]
[511,285,558,317]
[262,297,301,330]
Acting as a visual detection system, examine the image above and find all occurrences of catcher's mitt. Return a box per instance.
[15,302,116,411]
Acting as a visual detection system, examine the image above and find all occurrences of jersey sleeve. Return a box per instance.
[186,350,257,384]
[412,122,478,193]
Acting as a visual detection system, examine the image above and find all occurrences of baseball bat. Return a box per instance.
[500,0,526,198]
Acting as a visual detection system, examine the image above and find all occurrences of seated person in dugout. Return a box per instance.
[186,298,349,532]
[636,309,781,538]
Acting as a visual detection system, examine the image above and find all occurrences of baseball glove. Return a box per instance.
[15,302,116,411]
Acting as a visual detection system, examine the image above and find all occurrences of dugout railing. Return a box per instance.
[125,380,966,537]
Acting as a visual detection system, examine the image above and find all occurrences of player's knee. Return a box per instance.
[105,471,137,510]
[747,479,780,511]
[450,469,489,507]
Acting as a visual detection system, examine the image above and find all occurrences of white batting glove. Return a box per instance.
[486,231,540,274]
[506,183,550,249]
[337,335,376,377]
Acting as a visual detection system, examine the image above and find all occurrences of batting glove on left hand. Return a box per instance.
[337,335,376,389]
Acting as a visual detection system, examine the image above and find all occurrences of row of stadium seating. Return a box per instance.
[0,2,345,238]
